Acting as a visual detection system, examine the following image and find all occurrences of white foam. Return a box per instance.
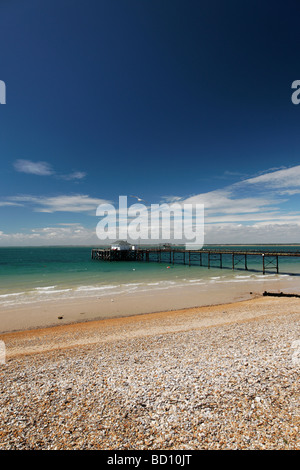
[76,285,119,292]
[40,289,72,294]
[0,292,25,298]
[34,285,57,291]
[123,283,143,287]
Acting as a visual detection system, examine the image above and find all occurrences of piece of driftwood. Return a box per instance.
[263,291,300,298]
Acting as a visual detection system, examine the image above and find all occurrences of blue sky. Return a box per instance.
[1,0,300,245]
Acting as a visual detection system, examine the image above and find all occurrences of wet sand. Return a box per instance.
[1,294,300,359]
[1,273,298,334]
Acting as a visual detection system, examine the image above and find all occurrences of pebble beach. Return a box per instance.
[0,295,299,450]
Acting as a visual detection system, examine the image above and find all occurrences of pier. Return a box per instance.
[91,247,300,274]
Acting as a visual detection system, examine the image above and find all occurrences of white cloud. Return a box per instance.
[14,159,54,176]
[13,159,87,180]
[0,224,99,246]
[162,164,300,243]
[204,211,297,224]
[181,189,279,216]
[244,165,300,189]
[1,220,299,246]
[0,201,23,207]
[204,222,300,244]
[60,171,87,180]
[9,194,110,213]
[160,195,184,203]
[2,164,300,245]
[176,165,300,219]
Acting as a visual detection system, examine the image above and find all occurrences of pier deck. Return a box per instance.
[91,248,300,274]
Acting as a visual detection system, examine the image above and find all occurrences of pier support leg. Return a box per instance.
[245,254,248,270]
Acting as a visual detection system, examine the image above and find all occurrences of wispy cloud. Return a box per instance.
[163,165,300,243]
[240,165,300,191]
[0,224,99,246]
[0,201,23,207]
[203,222,300,244]
[13,159,87,181]
[8,194,110,213]
[59,171,87,181]
[182,189,279,215]
[14,159,54,176]
[2,165,300,245]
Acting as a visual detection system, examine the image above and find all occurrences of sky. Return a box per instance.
[1,0,300,245]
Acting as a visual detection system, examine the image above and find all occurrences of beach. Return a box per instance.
[1,263,299,335]
[1,294,299,450]
[2,0,300,453]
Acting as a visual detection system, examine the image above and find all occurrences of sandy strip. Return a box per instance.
[1,295,300,358]
[1,272,299,335]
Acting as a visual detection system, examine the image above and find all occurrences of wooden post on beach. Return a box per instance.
[262,254,265,275]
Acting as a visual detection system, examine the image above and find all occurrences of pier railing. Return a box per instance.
[91,248,300,274]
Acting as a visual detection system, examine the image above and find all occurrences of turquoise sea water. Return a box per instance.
[0,245,300,308]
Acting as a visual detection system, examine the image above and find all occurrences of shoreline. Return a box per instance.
[1,294,300,359]
[1,274,299,335]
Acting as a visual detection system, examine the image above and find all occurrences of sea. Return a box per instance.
[0,245,300,309]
